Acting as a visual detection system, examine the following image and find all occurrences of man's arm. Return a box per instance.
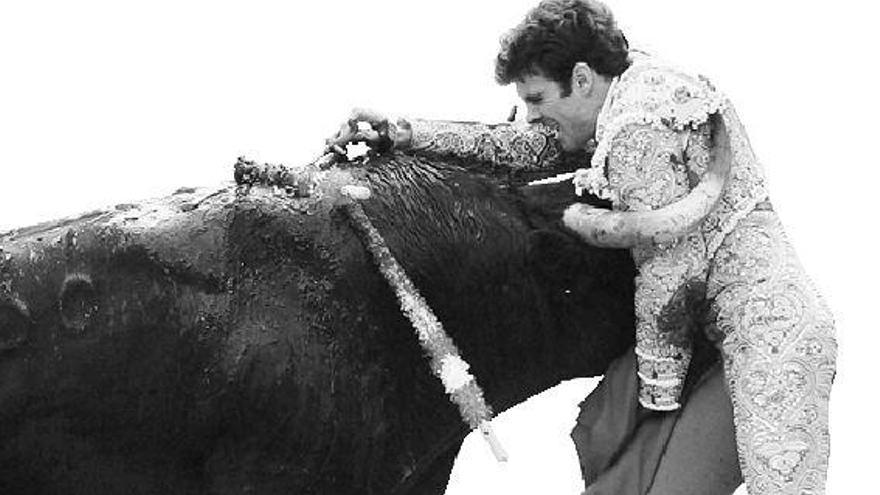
[327,108,568,172]
[563,114,730,248]
[400,118,566,171]
[567,121,718,411]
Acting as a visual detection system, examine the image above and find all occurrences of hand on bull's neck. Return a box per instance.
[325,108,411,158]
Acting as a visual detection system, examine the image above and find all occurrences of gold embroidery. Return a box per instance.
[713,211,836,494]
[406,119,564,171]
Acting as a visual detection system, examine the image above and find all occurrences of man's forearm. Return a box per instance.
[400,118,564,171]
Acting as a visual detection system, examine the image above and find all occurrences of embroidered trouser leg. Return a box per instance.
[709,210,837,495]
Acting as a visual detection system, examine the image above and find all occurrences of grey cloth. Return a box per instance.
[571,346,742,494]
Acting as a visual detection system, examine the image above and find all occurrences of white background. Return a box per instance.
[1,1,876,493]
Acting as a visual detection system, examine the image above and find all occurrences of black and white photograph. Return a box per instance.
[1,1,874,493]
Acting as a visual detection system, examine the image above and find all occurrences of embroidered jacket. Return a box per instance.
[580,52,770,409]
[402,119,566,171]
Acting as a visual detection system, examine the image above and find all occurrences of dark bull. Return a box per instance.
[0,153,635,494]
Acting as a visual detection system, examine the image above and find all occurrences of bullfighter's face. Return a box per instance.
[515,63,605,152]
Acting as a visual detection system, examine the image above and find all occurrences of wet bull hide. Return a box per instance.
[0,153,635,494]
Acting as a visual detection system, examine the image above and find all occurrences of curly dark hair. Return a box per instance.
[495,0,630,95]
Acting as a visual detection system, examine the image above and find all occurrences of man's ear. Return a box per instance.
[571,62,594,96]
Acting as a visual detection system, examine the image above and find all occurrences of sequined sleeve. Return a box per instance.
[605,122,711,410]
[402,119,564,171]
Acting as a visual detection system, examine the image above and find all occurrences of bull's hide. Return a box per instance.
[0,154,635,494]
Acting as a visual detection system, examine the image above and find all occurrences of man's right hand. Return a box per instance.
[325,108,413,157]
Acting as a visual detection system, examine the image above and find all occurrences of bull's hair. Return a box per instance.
[495,0,630,96]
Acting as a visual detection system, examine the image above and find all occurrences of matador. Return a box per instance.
[365,50,837,494]
[560,51,838,494]
[330,3,836,485]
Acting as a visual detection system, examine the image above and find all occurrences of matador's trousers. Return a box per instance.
[572,208,837,495]
[710,208,837,494]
